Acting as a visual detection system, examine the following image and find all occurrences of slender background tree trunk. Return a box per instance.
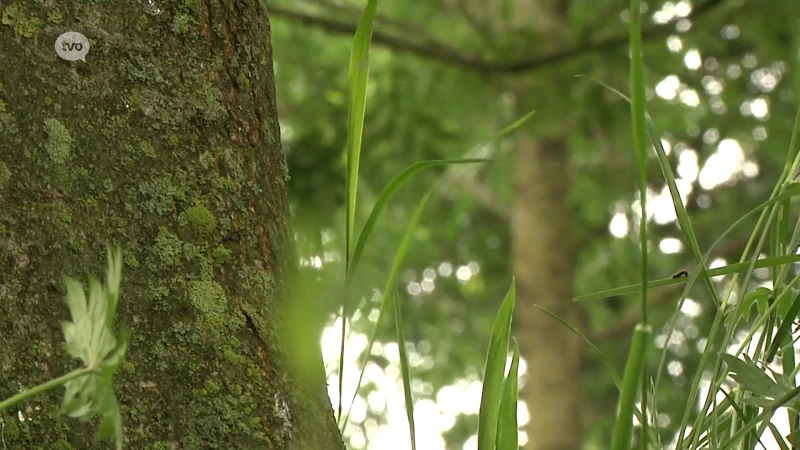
[513,130,586,450]
[0,1,342,448]
[509,1,587,450]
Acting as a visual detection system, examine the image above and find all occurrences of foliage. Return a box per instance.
[270,0,800,448]
[332,3,528,449]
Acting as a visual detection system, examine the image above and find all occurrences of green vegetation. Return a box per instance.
[5,0,800,448]
[274,0,800,448]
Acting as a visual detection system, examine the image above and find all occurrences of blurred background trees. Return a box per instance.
[268,0,799,448]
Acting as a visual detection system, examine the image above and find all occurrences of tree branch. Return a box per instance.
[268,0,729,74]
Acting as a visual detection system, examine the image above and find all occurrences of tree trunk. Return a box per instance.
[506,4,585,449]
[513,129,586,450]
[0,1,342,449]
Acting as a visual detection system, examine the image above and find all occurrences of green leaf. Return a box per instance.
[348,158,491,282]
[477,281,516,450]
[775,287,800,319]
[726,287,771,329]
[787,428,800,447]
[721,354,787,400]
[58,246,128,450]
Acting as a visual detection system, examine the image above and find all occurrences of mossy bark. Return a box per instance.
[0,1,343,449]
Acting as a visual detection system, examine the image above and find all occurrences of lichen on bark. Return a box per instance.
[0,1,343,448]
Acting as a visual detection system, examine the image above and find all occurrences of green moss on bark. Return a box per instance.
[0,161,9,187]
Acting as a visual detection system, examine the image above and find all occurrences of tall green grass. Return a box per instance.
[337,0,800,448]
[335,0,529,448]
[575,0,800,448]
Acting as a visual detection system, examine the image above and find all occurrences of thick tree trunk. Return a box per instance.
[0,1,342,449]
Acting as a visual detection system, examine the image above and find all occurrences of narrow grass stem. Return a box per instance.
[0,367,98,413]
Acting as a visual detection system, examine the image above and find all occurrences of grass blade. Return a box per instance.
[341,188,434,432]
[496,340,520,450]
[348,109,536,282]
[477,281,516,450]
[534,304,666,445]
[339,0,378,422]
[610,324,652,450]
[766,290,800,362]
[575,253,800,302]
[344,0,377,261]
[719,384,800,449]
[348,158,492,281]
[393,285,417,450]
[534,305,623,387]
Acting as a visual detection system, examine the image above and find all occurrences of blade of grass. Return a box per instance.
[575,253,800,302]
[627,0,653,442]
[534,305,623,388]
[477,281,515,450]
[766,290,800,362]
[339,0,378,423]
[496,340,520,450]
[347,109,535,282]
[338,106,534,425]
[534,303,662,445]
[392,284,417,450]
[610,324,652,450]
[628,0,650,324]
[348,158,492,281]
[340,188,434,432]
[577,76,722,308]
[344,0,376,261]
[337,107,535,433]
[719,384,800,450]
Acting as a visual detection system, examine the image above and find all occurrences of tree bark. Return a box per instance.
[506,2,586,450]
[0,1,342,449]
[513,130,586,450]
